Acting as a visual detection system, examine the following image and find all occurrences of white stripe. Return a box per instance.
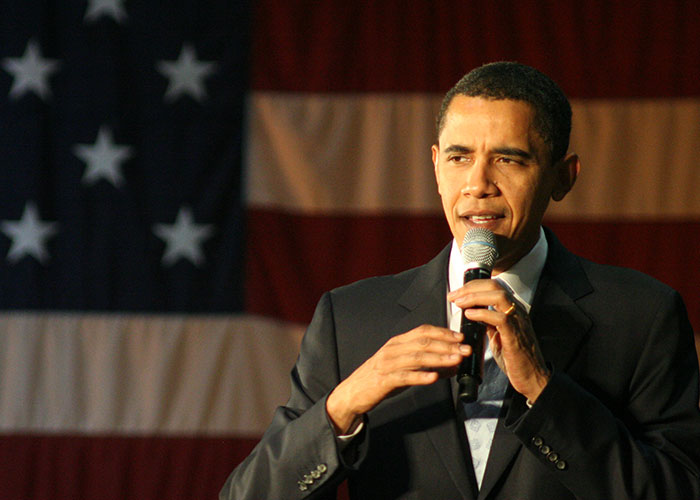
[245,92,443,214]
[553,97,700,218]
[246,92,700,218]
[0,313,304,436]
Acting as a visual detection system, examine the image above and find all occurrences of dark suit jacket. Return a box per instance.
[220,229,700,499]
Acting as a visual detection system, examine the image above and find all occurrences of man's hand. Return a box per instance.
[326,325,470,434]
[448,279,550,404]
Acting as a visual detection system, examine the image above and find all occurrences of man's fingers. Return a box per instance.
[450,290,511,311]
[381,340,469,371]
[463,307,513,327]
[367,325,473,389]
[448,279,517,316]
[399,324,464,343]
[384,326,466,357]
[448,277,505,295]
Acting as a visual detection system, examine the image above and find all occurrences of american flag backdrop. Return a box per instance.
[1,1,699,499]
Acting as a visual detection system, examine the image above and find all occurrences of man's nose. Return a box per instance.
[460,162,498,198]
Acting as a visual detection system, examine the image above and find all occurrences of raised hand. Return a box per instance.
[326,325,471,434]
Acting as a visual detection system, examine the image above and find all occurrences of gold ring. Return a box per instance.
[504,302,516,316]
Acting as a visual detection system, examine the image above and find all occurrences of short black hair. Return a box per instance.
[436,62,572,164]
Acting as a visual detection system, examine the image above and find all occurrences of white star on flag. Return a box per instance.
[156,43,217,103]
[1,201,59,265]
[73,126,134,188]
[153,206,214,267]
[84,0,128,23]
[1,39,60,100]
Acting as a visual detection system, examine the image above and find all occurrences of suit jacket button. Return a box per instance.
[298,481,308,491]
[547,452,559,462]
[311,469,321,479]
[540,445,551,455]
[556,460,568,470]
[303,474,314,484]
[317,464,328,473]
[532,436,544,447]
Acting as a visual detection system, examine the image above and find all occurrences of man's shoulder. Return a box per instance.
[550,251,684,328]
[329,260,431,300]
[327,244,450,305]
[545,228,677,300]
[578,256,675,296]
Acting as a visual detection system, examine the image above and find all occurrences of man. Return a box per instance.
[220,62,700,499]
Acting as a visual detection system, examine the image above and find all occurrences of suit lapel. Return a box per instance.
[477,230,594,499]
[394,245,478,500]
[530,230,594,370]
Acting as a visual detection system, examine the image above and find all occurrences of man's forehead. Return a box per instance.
[443,95,535,123]
[438,96,545,151]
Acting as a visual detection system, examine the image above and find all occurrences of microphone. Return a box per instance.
[457,227,499,403]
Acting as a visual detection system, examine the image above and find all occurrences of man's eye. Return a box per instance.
[449,155,468,163]
[497,157,521,165]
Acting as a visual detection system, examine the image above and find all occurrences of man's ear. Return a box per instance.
[551,153,580,201]
[431,144,441,195]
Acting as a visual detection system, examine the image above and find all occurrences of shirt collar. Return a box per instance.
[448,227,548,311]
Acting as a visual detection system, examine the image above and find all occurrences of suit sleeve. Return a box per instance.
[506,289,700,499]
[219,292,369,500]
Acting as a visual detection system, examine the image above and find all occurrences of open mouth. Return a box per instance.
[468,215,499,224]
[462,214,502,225]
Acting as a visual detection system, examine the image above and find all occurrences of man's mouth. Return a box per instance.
[463,214,501,224]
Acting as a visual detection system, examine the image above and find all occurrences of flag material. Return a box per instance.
[1,1,698,498]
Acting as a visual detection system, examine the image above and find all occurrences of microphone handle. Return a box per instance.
[457,266,491,403]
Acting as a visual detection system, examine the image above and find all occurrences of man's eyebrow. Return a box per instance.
[442,145,534,160]
[493,147,533,159]
[443,144,473,154]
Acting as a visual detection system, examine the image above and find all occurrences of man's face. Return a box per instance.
[432,96,575,273]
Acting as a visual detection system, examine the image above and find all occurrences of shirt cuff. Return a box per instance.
[336,420,365,447]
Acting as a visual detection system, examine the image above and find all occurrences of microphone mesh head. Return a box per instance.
[461,228,499,270]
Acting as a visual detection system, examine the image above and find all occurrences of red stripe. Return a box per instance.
[252,0,700,96]
[245,209,452,324]
[0,434,258,500]
[245,209,700,332]
[0,433,352,500]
